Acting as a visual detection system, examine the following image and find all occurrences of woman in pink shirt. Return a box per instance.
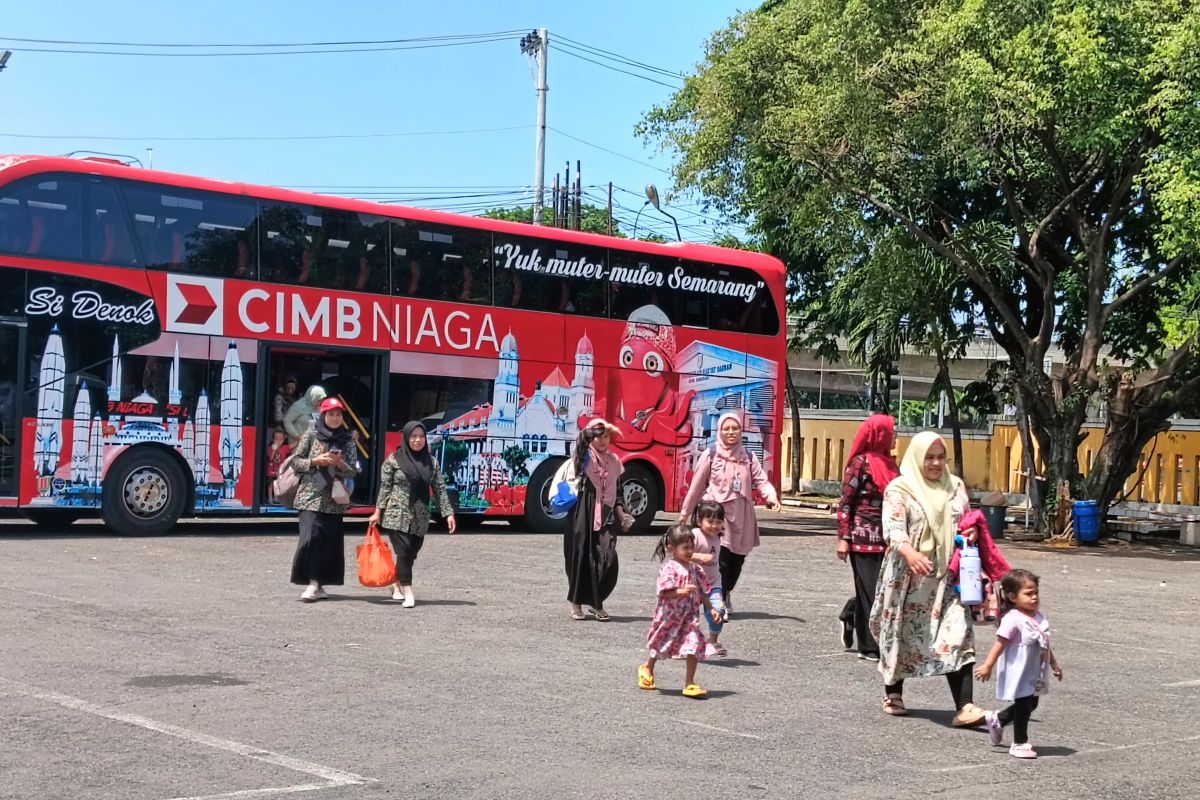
[678,411,781,617]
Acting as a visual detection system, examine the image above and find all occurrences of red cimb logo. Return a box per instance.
[174,282,219,325]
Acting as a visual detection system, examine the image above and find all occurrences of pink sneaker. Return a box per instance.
[1009,743,1037,759]
[985,711,1003,746]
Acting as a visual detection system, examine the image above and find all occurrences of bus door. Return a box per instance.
[0,318,26,498]
[260,345,386,509]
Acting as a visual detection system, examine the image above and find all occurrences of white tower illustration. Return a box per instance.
[488,329,519,440]
[218,342,243,500]
[169,342,181,404]
[108,335,122,402]
[87,414,103,489]
[183,420,196,478]
[168,341,182,443]
[194,390,211,485]
[33,325,66,494]
[567,330,595,434]
[70,388,92,483]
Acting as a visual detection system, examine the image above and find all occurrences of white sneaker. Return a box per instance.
[402,596,415,608]
[1009,743,1037,759]
[314,587,329,600]
[985,711,1003,746]
[300,587,319,602]
[391,589,404,602]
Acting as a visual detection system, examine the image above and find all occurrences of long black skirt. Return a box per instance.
[290,510,345,585]
[563,479,619,608]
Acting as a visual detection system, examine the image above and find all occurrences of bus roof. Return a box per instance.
[0,154,785,282]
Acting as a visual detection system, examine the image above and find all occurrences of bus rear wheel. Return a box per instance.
[101,448,189,537]
[619,462,661,533]
[523,457,568,534]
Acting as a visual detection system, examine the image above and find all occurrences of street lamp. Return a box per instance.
[0,52,12,72]
[644,183,681,241]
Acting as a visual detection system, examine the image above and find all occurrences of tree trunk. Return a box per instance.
[784,362,803,493]
[1082,370,1174,513]
[1013,394,1044,530]
[936,353,965,479]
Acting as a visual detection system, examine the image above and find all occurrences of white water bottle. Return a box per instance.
[957,540,983,605]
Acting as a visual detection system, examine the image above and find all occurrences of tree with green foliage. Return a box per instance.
[481,204,620,237]
[501,445,532,481]
[643,0,1200,523]
[432,439,469,485]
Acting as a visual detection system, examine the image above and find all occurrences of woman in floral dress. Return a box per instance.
[638,525,723,698]
[868,431,988,726]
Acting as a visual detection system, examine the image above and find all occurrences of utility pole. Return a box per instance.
[607,182,613,236]
[520,30,549,225]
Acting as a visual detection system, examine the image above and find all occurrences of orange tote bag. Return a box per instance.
[357,524,397,587]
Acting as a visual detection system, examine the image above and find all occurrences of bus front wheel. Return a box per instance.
[101,448,189,537]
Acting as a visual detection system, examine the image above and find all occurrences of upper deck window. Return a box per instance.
[122,182,257,278]
[0,174,83,262]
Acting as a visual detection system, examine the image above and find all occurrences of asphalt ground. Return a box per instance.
[2,509,1198,800]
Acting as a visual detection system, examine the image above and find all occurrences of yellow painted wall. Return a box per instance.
[781,415,1200,505]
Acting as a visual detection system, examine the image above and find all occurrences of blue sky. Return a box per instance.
[0,1,748,242]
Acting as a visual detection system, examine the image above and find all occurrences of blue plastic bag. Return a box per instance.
[549,478,579,514]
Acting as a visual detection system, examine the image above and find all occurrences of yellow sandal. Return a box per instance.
[682,683,708,698]
[638,664,657,690]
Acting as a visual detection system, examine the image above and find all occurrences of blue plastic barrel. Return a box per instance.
[1073,500,1100,544]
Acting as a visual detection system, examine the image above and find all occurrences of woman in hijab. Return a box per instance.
[289,397,359,602]
[678,411,781,618]
[868,431,988,726]
[836,414,900,661]
[368,421,457,607]
[562,418,626,621]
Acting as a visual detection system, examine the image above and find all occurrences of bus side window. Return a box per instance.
[87,181,139,267]
[392,221,490,304]
[122,181,257,278]
[0,175,84,262]
[258,202,307,285]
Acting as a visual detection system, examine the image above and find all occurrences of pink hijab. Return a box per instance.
[846,414,900,488]
[583,417,621,510]
[715,411,749,461]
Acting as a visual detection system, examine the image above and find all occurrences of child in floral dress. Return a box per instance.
[639,524,723,698]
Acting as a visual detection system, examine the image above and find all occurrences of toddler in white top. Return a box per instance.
[690,500,727,657]
[974,569,1064,759]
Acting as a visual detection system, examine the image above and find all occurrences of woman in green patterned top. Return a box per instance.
[368,421,457,607]
[289,397,358,602]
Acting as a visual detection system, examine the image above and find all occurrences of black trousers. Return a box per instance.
[998,695,1039,744]
[838,551,883,656]
[719,549,747,604]
[885,665,975,710]
[385,529,425,585]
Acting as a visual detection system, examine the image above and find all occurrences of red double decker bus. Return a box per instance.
[0,155,785,536]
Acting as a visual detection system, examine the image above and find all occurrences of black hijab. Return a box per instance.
[396,421,435,503]
[312,411,354,490]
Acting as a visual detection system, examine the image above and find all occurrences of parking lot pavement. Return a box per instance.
[2,511,1199,800]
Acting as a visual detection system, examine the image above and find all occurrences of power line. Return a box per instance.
[548,127,670,174]
[554,35,684,80]
[2,37,517,58]
[0,124,532,142]
[0,31,528,48]
[554,44,681,89]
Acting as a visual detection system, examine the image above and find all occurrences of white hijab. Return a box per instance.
[890,431,961,574]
